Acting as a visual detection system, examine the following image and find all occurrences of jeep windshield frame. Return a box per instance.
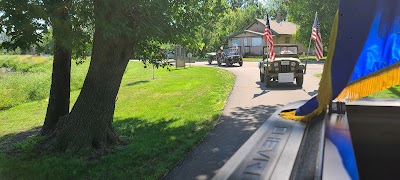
[273,44,299,58]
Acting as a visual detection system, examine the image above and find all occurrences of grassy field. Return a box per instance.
[0,56,235,179]
[0,55,89,110]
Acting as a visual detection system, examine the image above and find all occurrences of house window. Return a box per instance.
[232,38,240,47]
[285,37,290,44]
[244,38,248,46]
[252,37,262,46]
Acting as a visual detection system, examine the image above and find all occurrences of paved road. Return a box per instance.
[163,61,324,180]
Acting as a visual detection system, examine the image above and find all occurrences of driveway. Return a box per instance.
[163,61,324,180]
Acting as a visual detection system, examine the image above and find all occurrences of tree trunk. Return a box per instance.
[42,26,133,152]
[201,44,207,58]
[41,3,72,135]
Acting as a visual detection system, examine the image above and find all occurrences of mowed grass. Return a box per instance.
[0,59,235,179]
[300,56,327,62]
[368,85,400,98]
[243,57,262,61]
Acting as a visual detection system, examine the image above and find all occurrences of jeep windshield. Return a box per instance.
[224,48,239,56]
[274,46,298,55]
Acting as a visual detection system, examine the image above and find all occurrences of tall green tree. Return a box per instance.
[41,0,220,152]
[205,3,268,52]
[285,0,339,50]
[0,0,93,135]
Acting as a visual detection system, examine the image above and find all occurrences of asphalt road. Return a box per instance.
[163,60,324,180]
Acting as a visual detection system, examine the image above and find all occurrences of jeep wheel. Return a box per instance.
[239,61,243,66]
[260,72,264,82]
[265,75,272,87]
[226,59,231,67]
[296,75,304,87]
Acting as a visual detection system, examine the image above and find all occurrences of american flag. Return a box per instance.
[312,14,323,61]
[264,15,275,61]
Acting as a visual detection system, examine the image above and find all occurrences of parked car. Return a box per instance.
[217,48,243,67]
[206,52,218,65]
[165,51,174,59]
[258,44,305,87]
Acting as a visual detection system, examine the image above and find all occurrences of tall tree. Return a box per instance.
[285,0,339,49]
[41,0,218,152]
[0,0,93,135]
[41,0,73,135]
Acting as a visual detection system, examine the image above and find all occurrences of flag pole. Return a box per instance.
[264,14,269,81]
[304,12,318,74]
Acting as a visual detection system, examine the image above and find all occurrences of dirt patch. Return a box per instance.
[0,67,14,78]
[0,67,13,73]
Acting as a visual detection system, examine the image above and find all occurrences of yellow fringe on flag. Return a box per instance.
[336,63,400,101]
[280,11,339,121]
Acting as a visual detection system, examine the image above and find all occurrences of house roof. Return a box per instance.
[244,30,276,37]
[255,19,298,35]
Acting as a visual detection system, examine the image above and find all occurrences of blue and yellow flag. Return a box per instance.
[282,0,400,120]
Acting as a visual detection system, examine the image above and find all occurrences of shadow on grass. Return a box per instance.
[1,114,222,179]
[125,80,149,87]
[388,86,400,97]
[0,126,41,151]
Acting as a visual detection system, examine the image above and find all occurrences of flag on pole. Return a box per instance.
[264,15,275,61]
[312,13,323,61]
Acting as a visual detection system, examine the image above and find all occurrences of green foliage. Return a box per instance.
[36,29,54,55]
[0,0,94,59]
[285,0,339,51]
[199,2,268,56]
[0,0,47,50]
[0,61,235,179]
[0,55,89,110]
[137,42,172,79]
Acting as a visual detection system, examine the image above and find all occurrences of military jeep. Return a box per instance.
[258,44,305,87]
[217,48,243,67]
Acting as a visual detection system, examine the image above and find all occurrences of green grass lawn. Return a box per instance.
[0,58,235,179]
[300,56,327,62]
[314,73,400,98]
[368,85,400,98]
[243,57,263,61]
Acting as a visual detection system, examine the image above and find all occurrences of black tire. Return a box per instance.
[208,57,212,65]
[265,75,272,87]
[239,61,243,66]
[260,71,264,82]
[226,59,231,67]
[296,75,304,87]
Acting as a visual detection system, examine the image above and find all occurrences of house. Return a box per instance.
[228,19,307,56]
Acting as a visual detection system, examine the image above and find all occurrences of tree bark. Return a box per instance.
[41,3,72,135]
[42,23,133,152]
